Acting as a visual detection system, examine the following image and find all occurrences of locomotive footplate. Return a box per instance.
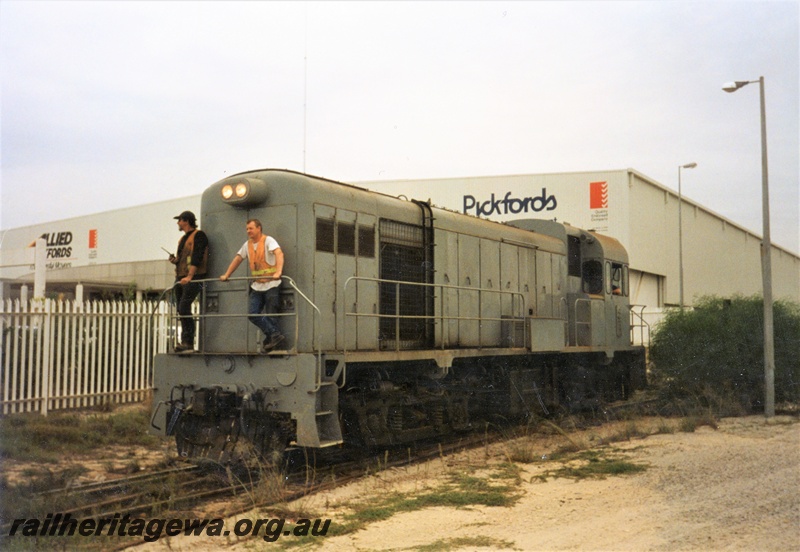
[150,352,343,462]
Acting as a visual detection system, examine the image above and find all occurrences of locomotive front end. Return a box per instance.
[150,170,344,463]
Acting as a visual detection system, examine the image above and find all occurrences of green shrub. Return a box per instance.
[650,295,800,411]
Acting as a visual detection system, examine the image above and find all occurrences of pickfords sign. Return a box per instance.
[462,189,558,217]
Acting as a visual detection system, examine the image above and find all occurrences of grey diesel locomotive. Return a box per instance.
[150,169,646,461]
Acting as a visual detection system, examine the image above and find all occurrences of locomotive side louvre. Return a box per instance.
[312,203,382,352]
[425,208,568,352]
[151,169,646,460]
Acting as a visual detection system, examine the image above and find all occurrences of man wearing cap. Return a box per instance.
[169,211,209,353]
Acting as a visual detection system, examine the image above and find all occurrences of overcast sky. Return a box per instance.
[1,1,798,252]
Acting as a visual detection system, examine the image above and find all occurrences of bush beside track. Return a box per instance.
[649,294,800,413]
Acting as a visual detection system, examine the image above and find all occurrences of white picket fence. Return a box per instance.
[0,298,172,415]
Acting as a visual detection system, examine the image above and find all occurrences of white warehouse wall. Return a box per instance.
[1,170,797,307]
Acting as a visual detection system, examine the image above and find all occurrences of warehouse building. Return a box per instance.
[361,169,800,310]
[1,169,798,313]
[0,196,201,301]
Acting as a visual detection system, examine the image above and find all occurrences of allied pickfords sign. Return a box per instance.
[27,229,97,269]
[0,196,200,279]
[39,231,72,260]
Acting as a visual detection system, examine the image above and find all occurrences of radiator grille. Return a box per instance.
[379,220,430,348]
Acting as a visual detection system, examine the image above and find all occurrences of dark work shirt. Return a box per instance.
[176,230,209,274]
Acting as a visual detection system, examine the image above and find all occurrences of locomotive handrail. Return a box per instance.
[342,276,527,354]
[164,276,300,355]
[163,276,323,368]
[210,275,323,354]
[572,297,593,347]
[281,276,326,391]
[628,304,651,348]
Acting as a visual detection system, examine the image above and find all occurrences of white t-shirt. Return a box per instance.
[237,235,281,291]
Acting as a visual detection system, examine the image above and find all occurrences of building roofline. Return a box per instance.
[625,168,798,259]
[0,194,200,234]
[359,168,799,258]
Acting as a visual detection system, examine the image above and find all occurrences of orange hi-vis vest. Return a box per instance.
[247,235,276,283]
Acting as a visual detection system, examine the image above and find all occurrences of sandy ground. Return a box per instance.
[131,415,799,552]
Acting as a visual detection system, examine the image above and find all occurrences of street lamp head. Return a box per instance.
[722,81,753,93]
[681,162,698,169]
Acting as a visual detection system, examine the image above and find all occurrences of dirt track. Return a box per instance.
[136,415,799,551]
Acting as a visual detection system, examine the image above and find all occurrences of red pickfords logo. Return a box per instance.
[590,181,608,209]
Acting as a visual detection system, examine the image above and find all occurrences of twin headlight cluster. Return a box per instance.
[221,182,249,200]
[219,177,269,207]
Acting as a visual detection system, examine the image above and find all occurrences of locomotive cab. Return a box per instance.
[507,219,632,352]
[569,230,632,351]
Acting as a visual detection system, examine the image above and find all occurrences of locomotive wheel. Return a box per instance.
[240,411,291,467]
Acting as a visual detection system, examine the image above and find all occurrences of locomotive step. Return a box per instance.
[290,439,342,448]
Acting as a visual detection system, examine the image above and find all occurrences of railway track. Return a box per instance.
[2,408,642,549]
[1,464,246,538]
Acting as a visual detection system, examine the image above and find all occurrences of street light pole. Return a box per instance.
[723,76,775,418]
[678,162,697,310]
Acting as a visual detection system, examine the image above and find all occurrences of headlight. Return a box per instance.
[218,176,268,206]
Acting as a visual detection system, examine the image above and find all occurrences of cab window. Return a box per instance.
[582,260,603,295]
[609,262,626,296]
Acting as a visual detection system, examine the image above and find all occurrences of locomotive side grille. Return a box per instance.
[337,222,356,256]
[316,218,335,253]
[316,217,375,258]
[358,224,376,258]
[379,220,431,349]
[380,219,424,247]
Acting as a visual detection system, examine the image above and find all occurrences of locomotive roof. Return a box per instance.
[215,169,623,258]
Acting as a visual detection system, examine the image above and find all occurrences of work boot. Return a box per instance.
[261,333,285,353]
[174,342,193,353]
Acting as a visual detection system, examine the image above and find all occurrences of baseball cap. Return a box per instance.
[174,211,197,225]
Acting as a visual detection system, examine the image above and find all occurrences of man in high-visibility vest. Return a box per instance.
[220,219,285,352]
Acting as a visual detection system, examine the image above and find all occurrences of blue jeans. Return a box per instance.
[248,286,281,338]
